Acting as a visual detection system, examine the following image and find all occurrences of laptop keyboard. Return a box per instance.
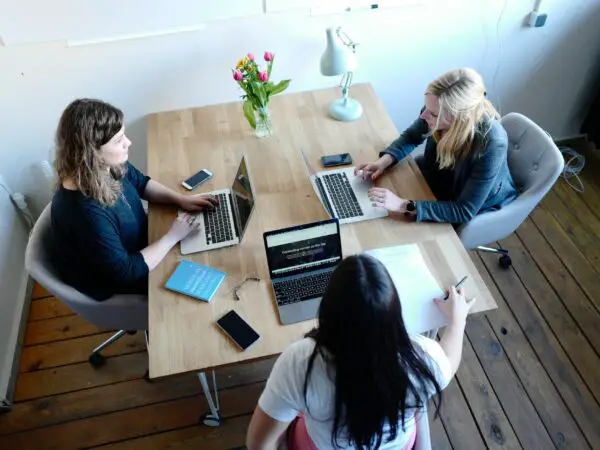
[273,271,333,306]
[203,193,234,245]
[322,173,364,219]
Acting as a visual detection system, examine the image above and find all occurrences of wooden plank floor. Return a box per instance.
[2,169,600,449]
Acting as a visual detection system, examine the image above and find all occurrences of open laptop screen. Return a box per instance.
[231,157,255,241]
[264,220,342,278]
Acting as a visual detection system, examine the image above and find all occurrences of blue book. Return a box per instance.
[164,260,226,302]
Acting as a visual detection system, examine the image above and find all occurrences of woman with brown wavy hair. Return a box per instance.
[51,98,217,300]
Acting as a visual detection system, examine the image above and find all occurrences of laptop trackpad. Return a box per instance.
[279,298,321,325]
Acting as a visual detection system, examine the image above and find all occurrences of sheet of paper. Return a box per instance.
[365,243,447,335]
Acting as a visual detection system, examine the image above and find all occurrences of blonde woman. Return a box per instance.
[358,68,518,223]
[52,99,217,301]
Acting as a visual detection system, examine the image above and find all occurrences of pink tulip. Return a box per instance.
[233,70,243,81]
[264,51,273,62]
[247,52,254,61]
[258,71,268,82]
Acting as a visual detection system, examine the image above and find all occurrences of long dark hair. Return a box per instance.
[303,254,442,449]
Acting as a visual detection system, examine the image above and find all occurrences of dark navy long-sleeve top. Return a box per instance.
[51,163,150,301]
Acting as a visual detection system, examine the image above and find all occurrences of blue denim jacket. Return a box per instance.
[381,116,518,224]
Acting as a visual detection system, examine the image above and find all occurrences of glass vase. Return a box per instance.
[254,106,273,138]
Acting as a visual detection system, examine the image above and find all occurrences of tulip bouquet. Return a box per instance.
[232,51,291,137]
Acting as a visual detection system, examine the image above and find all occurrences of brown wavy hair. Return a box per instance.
[54,99,126,206]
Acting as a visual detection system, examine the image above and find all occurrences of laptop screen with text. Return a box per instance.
[265,221,341,278]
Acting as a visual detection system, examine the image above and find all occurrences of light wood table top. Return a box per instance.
[146,83,497,379]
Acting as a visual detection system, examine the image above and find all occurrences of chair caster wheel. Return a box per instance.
[499,254,512,269]
[201,411,221,427]
[0,400,13,414]
[89,352,106,368]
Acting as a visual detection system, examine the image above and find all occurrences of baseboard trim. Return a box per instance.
[554,134,589,148]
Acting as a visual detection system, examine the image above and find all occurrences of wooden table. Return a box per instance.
[147,83,496,381]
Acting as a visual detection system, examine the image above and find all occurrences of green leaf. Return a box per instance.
[238,82,250,95]
[243,100,256,129]
[267,59,274,79]
[269,79,291,97]
[253,82,267,107]
[264,81,275,101]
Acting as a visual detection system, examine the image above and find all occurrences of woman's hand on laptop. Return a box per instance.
[141,213,202,270]
[168,213,202,242]
[354,154,394,181]
[368,187,409,217]
[177,194,219,213]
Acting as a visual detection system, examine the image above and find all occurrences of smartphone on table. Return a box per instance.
[321,153,353,168]
[216,310,260,351]
[182,169,213,190]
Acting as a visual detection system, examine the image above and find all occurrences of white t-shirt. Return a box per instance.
[258,335,452,449]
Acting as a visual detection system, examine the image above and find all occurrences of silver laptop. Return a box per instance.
[180,157,256,255]
[263,219,342,325]
[299,148,388,225]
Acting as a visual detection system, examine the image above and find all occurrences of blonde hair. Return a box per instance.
[54,99,126,207]
[426,68,500,169]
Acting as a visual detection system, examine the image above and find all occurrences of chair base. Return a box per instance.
[475,246,512,269]
[89,352,107,368]
[88,330,139,368]
[0,400,13,414]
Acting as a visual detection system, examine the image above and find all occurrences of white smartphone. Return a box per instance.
[182,169,213,191]
[216,310,260,351]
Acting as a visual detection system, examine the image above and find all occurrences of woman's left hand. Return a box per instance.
[177,194,219,212]
[368,187,409,215]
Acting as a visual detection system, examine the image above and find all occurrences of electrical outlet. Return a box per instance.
[528,11,547,27]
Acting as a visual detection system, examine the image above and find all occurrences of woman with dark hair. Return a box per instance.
[52,98,217,300]
[247,254,475,449]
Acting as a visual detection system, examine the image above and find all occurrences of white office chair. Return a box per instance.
[457,113,564,266]
[25,204,148,367]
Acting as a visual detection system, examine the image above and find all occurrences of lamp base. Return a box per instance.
[329,97,363,122]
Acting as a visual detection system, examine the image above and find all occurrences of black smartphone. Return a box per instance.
[216,310,260,350]
[321,153,353,168]
[182,169,213,190]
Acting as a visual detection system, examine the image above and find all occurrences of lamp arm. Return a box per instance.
[339,71,353,105]
[336,28,358,53]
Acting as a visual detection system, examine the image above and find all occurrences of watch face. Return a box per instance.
[407,201,416,212]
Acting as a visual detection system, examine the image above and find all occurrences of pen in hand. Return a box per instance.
[444,276,468,300]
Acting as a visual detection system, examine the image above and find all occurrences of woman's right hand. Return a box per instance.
[434,286,476,326]
[354,154,395,181]
[168,213,201,242]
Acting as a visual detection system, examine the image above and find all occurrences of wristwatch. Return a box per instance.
[404,200,416,217]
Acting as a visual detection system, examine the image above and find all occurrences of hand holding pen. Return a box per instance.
[444,276,467,300]
[435,276,476,326]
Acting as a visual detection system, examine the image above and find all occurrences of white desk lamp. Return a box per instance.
[320,27,363,122]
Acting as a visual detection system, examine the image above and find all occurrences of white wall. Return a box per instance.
[1,1,600,208]
[0,0,599,340]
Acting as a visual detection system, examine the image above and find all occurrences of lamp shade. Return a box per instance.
[320,27,358,76]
